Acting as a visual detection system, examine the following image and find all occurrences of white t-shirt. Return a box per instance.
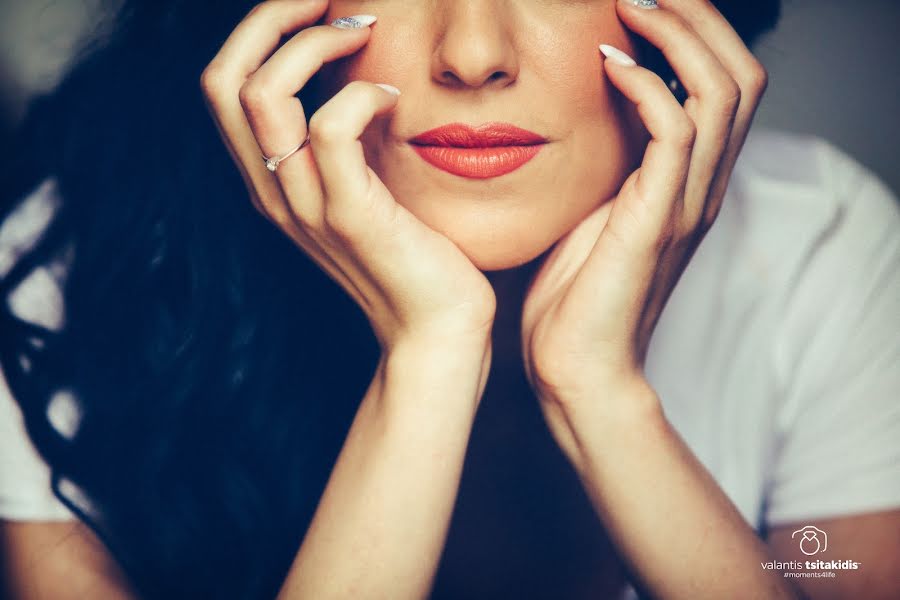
[1,130,899,597]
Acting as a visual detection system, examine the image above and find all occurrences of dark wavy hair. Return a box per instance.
[0,2,780,598]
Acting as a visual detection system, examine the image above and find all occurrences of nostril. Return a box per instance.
[438,69,511,89]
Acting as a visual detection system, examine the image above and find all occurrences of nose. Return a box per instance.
[431,1,519,90]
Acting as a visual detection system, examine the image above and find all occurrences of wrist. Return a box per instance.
[386,331,492,376]
[378,334,492,416]
[550,378,666,466]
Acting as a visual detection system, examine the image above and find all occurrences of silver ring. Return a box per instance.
[263,133,311,172]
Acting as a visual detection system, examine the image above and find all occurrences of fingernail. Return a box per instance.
[331,14,378,29]
[375,83,400,96]
[621,0,660,9]
[599,44,637,67]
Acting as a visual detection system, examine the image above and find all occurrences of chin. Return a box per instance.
[391,196,568,273]
[444,227,556,273]
[472,250,543,272]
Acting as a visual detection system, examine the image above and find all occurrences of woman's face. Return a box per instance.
[320,1,647,271]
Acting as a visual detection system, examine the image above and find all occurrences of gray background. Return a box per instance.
[1,0,899,194]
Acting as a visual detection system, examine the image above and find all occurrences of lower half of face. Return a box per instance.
[321,1,647,272]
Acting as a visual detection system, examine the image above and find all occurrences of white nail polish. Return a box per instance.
[599,44,637,67]
[375,83,400,96]
[331,14,378,29]
[625,0,660,9]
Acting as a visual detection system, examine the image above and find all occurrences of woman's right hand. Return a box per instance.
[200,0,496,352]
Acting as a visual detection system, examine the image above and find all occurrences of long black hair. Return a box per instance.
[0,2,780,598]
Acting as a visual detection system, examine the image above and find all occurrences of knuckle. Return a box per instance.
[702,202,723,231]
[711,79,742,112]
[673,220,694,243]
[238,78,274,113]
[529,338,568,386]
[199,63,228,97]
[653,220,676,252]
[670,118,697,148]
[293,212,324,233]
[648,70,669,93]
[740,61,769,98]
[308,112,346,144]
[344,79,372,97]
[247,2,269,18]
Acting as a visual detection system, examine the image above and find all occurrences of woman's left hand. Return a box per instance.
[521,0,769,456]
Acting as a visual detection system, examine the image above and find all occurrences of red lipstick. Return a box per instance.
[409,123,548,179]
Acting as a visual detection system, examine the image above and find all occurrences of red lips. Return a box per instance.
[409,123,548,179]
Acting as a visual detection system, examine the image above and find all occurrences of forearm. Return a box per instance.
[561,384,797,600]
[276,336,491,600]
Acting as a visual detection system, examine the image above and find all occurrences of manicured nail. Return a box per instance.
[375,83,400,96]
[622,0,660,9]
[599,44,637,67]
[331,14,378,29]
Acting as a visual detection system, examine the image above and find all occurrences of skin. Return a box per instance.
[317,0,644,272]
[3,0,899,598]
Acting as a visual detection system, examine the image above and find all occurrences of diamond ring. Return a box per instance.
[262,133,311,172]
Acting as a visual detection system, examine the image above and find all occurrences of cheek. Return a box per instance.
[339,34,413,85]
[535,14,644,201]
[528,5,631,109]
[562,19,639,131]
[310,6,647,270]
[320,6,423,92]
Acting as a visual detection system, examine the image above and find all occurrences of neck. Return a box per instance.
[483,250,546,378]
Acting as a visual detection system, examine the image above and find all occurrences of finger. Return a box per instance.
[617,0,739,109]
[307,81,401,223]
[659,0,769,107]
[242,19,377,163]
[198,2,374,308]
[239,21,378,222]
[600,46,692,243]
[212,0,328,80]
[659,0,769,223]
[562,46,693,342]
[617,0,741,231]
[200,0,329,225]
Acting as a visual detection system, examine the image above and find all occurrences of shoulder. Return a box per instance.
[728,128,898,255]
[712,128,899,318]
[0,177,67,331]
[0,377,77,521]
[722,129,899,393]
[735,127,894,201]
[735,130,897,319]
[0,177,75,521]
[0,178,62,272]
[727,134,900,524]
[670,128,898,341]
